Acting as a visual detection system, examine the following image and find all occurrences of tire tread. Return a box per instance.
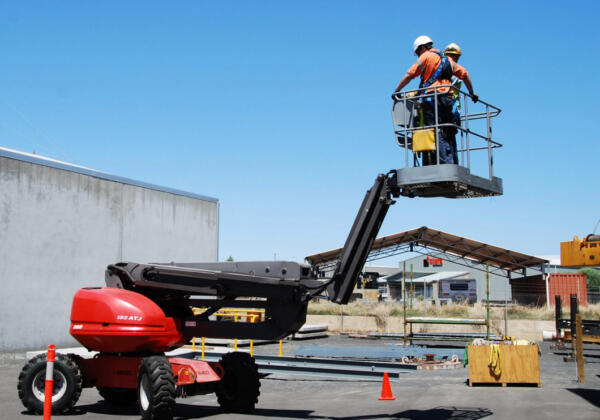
[138,355,175,420]
[17,353,82,414]
[216,352,260,412]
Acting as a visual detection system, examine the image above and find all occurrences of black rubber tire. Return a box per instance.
[216,352,260,412]
[137,355,176,420]
[17,353,82,414]
[97,386,137,405]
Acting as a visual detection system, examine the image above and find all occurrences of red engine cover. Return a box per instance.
[70,287,187,353]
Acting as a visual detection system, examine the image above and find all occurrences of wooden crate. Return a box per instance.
[468,344,541,387]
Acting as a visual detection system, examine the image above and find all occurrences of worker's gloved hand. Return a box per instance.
[471,94,479,103]
[391,92,399,101]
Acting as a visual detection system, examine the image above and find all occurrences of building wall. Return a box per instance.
[0,154,219,351]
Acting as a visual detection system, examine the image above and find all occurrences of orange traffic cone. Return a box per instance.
[378,372,396,400]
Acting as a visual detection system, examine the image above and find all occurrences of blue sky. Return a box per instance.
[1,1,598,263]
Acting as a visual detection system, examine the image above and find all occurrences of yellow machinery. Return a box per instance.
[560,234,600,267]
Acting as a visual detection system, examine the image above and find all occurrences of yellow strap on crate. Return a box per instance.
[488,344,501,377]
[412,128,436,152]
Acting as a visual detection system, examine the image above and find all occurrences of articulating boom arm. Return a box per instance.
[104,172,400,340]
[105,261,316,340]
[325,172,399,304]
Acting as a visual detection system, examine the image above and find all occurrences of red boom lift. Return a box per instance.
[18,88,502,420]
[18,172,402,420]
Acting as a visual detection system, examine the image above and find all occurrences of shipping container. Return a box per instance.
[548,273,587,307]
[510,275,546,306]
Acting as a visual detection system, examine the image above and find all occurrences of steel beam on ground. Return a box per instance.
[293,345,462,361]
[183,352,413,381]
[252,354,416,372]
[255,363,402,381]
[405,317,487,325]
[368,332,502,341]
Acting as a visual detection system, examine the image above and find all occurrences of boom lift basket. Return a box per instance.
[391,86,503,198]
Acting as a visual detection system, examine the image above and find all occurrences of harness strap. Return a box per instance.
[422,50,455,90]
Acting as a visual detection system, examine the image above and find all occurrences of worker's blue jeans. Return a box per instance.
[421,95,456,165]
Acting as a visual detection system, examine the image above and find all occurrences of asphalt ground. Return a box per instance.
[1,335,599,420]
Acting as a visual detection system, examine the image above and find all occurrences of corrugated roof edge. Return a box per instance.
[0,146,218,203]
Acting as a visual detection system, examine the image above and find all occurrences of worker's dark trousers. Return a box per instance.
[421,95,456,165]
[451,105,461,164]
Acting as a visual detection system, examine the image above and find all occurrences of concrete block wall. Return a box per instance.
[0,151,218,351]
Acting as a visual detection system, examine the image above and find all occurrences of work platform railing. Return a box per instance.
[391,86,503,198]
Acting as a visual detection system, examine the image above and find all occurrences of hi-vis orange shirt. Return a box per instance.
[405,49,469,94]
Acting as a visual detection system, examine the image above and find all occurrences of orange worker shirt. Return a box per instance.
[404,49,469,94]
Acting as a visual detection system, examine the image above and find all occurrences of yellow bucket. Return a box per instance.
[412,128,436,152]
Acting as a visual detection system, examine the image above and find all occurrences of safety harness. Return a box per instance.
[418,49,454,91]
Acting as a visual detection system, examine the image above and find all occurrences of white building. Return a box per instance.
[0,147,219,351]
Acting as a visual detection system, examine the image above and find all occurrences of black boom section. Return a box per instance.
[103,172,400,337]
[327,173,398,304]
[183,300,308,340]
[107,262,311,300]
[105,262,312,340]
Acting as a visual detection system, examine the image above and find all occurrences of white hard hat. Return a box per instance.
[413,35,433,55]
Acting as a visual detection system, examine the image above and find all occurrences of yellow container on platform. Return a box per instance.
[412,128,436,152]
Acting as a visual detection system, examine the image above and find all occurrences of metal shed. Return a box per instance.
[306,226,549,304]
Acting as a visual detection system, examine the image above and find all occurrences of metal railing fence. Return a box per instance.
[391,86,502,180]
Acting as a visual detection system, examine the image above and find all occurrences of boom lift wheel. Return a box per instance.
[97,386,137,405]
[17,353,82,414]
[137,355,176,420]
[216,352,260,412]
